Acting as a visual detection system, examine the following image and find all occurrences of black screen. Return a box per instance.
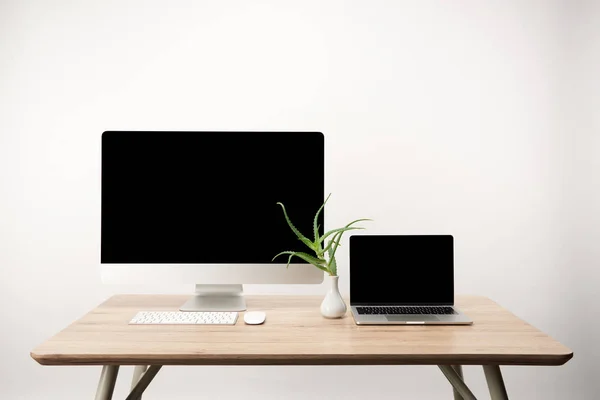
[101,131,324,264]
[350,235,454,305]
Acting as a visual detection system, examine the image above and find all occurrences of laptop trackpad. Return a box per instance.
[386,315,440,322]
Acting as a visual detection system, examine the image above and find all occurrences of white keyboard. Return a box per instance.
[129,311,238,325]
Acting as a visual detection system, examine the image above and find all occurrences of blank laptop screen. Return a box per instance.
[349,235,454,305]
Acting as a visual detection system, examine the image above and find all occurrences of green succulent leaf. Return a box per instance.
[272,251,328,272]
[313,193,331,248]
[327,246,338,276]
[325,230,346,275]
[321,233,343,254]
[277,202,316,250]
[319,226,364,246]
[319,219,372,244]
[317,230,346,257]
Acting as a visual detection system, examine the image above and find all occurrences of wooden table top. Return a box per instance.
[30,295,573,366]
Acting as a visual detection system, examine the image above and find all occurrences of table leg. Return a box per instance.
[131,366,148,399]
[438,365,477,400]
[95,365,119,400]
[483,365,509,400]
[125,365,162,400]
[452,365,464,400]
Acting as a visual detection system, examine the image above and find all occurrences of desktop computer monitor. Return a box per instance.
[101,131,325,311]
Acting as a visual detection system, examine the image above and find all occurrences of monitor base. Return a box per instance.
[179,284,247,312]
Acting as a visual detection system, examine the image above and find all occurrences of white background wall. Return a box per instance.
[1,0,598,398]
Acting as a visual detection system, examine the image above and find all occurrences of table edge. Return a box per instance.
[31,351,573,367]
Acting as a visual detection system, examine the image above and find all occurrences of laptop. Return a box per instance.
[350,235,472,325]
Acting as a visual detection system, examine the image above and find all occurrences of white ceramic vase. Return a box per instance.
[320,275,347,318]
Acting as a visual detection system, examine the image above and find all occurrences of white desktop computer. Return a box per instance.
[101,131,325,311]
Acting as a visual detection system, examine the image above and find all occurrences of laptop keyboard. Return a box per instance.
[356,306,457,315]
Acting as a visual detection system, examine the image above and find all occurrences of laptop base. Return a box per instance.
[351,306,473,325]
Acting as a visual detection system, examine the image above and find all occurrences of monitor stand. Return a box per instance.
[179,284,247,312]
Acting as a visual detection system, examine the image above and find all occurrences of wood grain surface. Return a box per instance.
[31,295,573,366]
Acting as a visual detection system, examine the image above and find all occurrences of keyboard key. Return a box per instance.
[356,306,457,315]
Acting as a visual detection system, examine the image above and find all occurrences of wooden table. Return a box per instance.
[31,295,573,400]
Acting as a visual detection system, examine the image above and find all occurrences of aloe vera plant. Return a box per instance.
[272,194,370,276]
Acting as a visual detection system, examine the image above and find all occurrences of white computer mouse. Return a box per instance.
[243,311,266,325]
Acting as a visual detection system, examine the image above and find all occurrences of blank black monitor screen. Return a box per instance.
[101,131,324,264]
[350,235,454,305]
